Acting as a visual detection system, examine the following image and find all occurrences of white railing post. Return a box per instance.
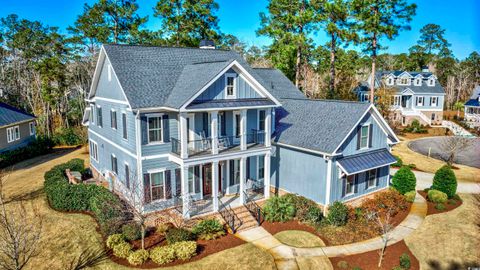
[211,111,218,155]
[265,108,271,147]
[181,165,190,218]
[264,152,271,198]
[239,157,246,203]
[179,113,188,159]
[212,161,219,211]
[240,110,247,150]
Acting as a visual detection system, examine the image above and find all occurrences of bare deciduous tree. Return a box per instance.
[0,171,43,270]
[439,136,473,166]
[365,208,395,268]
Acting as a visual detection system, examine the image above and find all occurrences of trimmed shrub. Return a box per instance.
[452,194,462,202]
[172,241,197,260]
[431,165,457,198]
[106,234,125,249]
[156,223,171,236]
[263,196,295,222]
[166,228,194,244]
[391,166,416,195]
[150,246,176,265]
[281,194,317,221]
[127,249,149,266]
[327,201,349,226]
[427,190,448,203]
[392,155,403,167]
[337,260,349,269]
[435,203,446,210]
[112,241,132,259]
[305,206,323,224]
[404,191,416,203]
[122,223,142,241]
[400,253,411,269]
[192,219,225,240]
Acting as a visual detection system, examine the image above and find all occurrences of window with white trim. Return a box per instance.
[258,110,266,131]
[431,97,437,107]
[428,78,435,86]
[387,78,393,85]
[89,104,95,124]
[150,171,166,201]
[225,74,236,98]
[399,77,409,85]
[148,116,163,143]
[110,110,117,129]
[6,127,14,143]
[89,141,98,161]
[414,78,421,86]
[416,96,424,106]
[345,175,355,196]
[187,166,199,194]
[122,113,128,139]
[96,106,103,127]
[258,156,265,180]
[393,96,401,106]
[367,169,377,188]
[111,154,118,174]
[29,122,35,135]
[14,126,20,140]
[359,125,369,149]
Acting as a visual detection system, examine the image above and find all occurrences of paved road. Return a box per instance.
[408,137,480,168]
[391,168,480,194]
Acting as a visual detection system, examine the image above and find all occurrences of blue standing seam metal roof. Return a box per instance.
[0,102,35,127]
[337,149,396,175]
[186,98,275,110]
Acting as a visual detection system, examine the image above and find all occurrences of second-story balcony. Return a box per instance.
[171,129,266,157]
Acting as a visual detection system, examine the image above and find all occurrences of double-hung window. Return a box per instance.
[394,96,401,106]
[417,96,424,106]
[89,141,98,161]
[258,156,265,180]
[230,159,240,186]
[345,175,355,196]
[29,122,35,135]
[225,74,236,98]
[367,169,377,189]
[110,110,117,129]
[150,171,165,201]
[111,154,118,175]
[14,126,20,140]
[148,116,163,143]
[187,166,199,194]
[122,113,128,139]
[258,110,266,131]
[6,127,14,143]
[359,125,369,149]
[97,106,103,127]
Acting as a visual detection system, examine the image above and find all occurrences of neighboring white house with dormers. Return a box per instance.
[464,85,480,128]
[356,68,445,126]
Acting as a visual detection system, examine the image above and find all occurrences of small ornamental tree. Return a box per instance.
[431,165,457,198]
[391,166,416,194]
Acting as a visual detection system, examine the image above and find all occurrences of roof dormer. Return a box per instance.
[396,72,412,86]
[384,74,395,86]
[414,74,422,86]
[427,77,435,87]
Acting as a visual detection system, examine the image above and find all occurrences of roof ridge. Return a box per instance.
[190,59,233,65]
[104,43,234,52]
[282,97,367,104]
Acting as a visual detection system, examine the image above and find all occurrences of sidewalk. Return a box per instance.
[236,192,427,270]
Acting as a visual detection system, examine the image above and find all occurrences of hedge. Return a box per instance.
[0,136,54,168]
[44,158,126,236]
[391,166,416,195]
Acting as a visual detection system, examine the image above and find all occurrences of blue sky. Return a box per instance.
[1,0,479,59]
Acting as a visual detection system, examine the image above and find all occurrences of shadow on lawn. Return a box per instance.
[67,247,108,270]
[427,260,480,270]
[4,187,44,204]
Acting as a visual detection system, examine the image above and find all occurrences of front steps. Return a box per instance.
[232,205,259,232]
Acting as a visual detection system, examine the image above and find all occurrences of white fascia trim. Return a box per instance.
[273,142,337,157]
[136,107,178,113]
[184,104,277,113]
[337,161,395,176]
[332,107,371,154]
[370,105,401,143]
[0,119,35,129]
[88,47,106,99]
[402,88,415,95]
[179,60,282,111]
[142,154,170,160]
[92,96,130,105]
[398,71,413,78]
[88,129,137,159]
[103,51,132,110]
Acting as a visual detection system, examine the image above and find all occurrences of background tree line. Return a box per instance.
[0,0,478,142]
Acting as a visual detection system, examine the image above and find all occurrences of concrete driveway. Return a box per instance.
[391,168,480,194]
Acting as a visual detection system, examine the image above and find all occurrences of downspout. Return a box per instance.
[323,156,333,214]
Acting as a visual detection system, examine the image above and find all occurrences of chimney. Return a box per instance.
[421,66,429,72]
[199,40,215,49]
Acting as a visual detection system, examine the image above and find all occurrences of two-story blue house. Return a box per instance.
[356,69,445,126]
[85,44,399,223]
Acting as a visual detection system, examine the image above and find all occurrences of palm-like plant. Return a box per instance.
[453,101,464,118]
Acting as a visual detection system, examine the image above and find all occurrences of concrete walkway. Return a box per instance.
[391,168,480,194]
[236,193,427,270]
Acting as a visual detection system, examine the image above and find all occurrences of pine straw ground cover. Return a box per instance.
[316,190,412,246]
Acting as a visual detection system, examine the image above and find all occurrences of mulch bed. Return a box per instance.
[391,202,412,227]
[330,240,420,270]
[261,220,330,246]
[109,233,246,269]
[418,191,463,216]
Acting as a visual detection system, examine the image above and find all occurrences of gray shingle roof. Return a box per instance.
[187,98,275,110]
[253,68,307,100]
[337,148,396,175]
[0,102,35,127]
[274,99,370,154]
[103,44,278,109]
[371,70,445,94]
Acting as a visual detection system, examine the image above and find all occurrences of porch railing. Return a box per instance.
[217,197,242,233]
[243,190,264,226]
[171,138,180,155]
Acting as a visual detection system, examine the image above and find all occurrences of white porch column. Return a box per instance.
[179,112,188,159]
[240,109,247,150]
[181,165,190,218]
[211,111,218,155]
[212,161,219,211]
[264,152,271,198]
[265,108,272,147]
[239,157,246,203]
[323,157,333,214]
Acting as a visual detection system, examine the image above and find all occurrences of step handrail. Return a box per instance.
[243,190,264,225]
[217,197,242,233]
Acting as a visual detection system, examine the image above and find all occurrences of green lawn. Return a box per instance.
[274,230,326,248]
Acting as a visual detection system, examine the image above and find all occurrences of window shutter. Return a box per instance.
[165,170,172,199]
[368,124,373,148]
[143,173,151,203]
[141,116,148,145]
[429,97,432,106]
[203,113,209,137]
[246,157,250,180]
[162,114,170,142]
[356,126,361,150]
[194,166,200,193]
